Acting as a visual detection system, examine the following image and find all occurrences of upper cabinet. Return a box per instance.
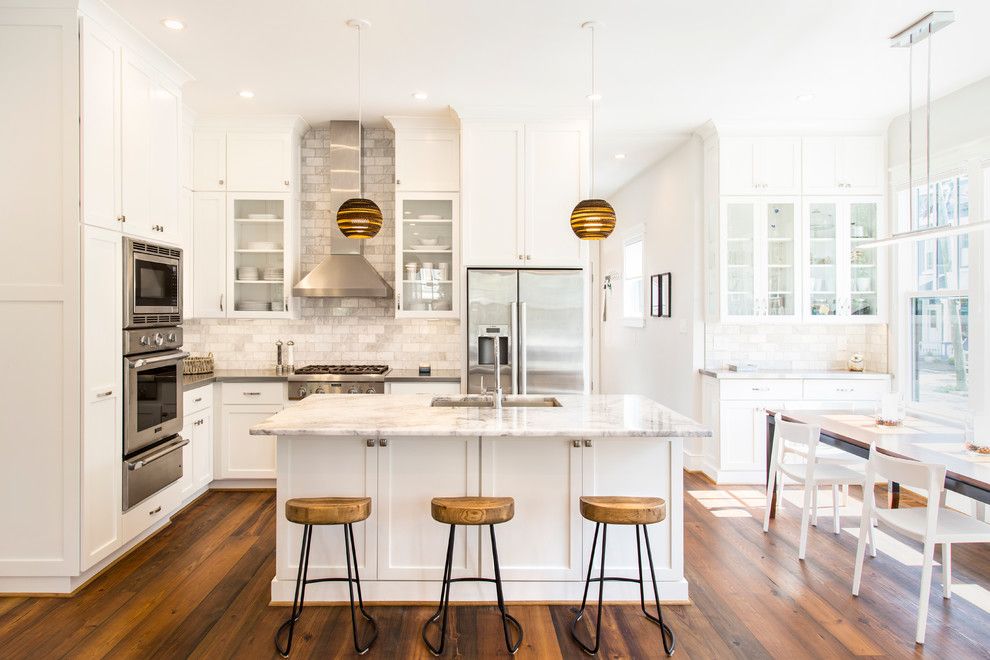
[394,129,460,191]
[802,137,884,195]
[719,137,802,195]
[81,17,182,244]
[193,131,293,192]
[461,120,587,268]
[192,130,226,191]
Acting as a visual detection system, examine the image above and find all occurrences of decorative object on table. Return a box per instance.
[964,414,990,455]
[875,393,905,427]
[570,21,616,241]
[183,353,214,375]
[419,363,431,376]
[847,353,864,372]
[336,19,383,239]
[727,362,758,372]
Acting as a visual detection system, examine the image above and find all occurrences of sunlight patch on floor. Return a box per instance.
[951,583,990,614]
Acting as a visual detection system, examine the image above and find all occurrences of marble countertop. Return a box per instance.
[183,369,287,391]
[385,369,461,383]
[250,394,712,439]
[699,369,891,380]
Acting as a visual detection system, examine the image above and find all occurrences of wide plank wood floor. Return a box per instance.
[2,473,990,658]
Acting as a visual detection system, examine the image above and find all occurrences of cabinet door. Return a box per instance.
[480,437,583,580]
[226,132,291,192]
[80,19,120,231]
[806,200,840,318]
[719,138,758,194]
[583,438,679,580]
[718,400,775,476]
[845,198,882,319]
[192,409,214,490]
[149,78,179,243]
[220,404,280,479]
[178,415,195,499]
[764,199,799,318]
[121,51,154,238]
[462,123,525,266]
[193,131,226,191]
[179,188,194,310]
[802,138,840,194]
[524,124,586,267]
[721,200,759,318]
[377,436,480,580]
[395,130,459,191]
[754,138,801,194]
[192,192,227,318]
[839,137,883,195]
[81,226,123,570]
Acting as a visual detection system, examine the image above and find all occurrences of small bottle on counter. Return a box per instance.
[275,340,284,375]
[286,340,295,374]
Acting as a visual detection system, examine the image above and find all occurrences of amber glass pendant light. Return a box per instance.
[570,21,615,240]
[337,19,382,239]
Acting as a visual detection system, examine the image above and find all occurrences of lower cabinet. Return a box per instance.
[122,480,182,543]
[180,406,214,500]
[385,381,461,395]
[220,404,281,479]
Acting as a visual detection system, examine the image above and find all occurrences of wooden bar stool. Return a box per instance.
[421,496,523,655]
[275,497,378,657]
[571,496,675,656]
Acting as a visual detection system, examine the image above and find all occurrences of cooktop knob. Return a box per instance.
[314,386,326,394]
[347,387,360,394]
[167,332,177,343]
[139,335,150,346]
[154,332,165,346]
[365,386,377,394]
[297,386,308,398]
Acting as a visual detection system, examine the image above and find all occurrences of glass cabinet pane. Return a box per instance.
[401,197,454,313]
[725,203,755,316]
[766,203,794,316]
[850,202,878,316]
[809,202,837,316]
[232,197,286,314]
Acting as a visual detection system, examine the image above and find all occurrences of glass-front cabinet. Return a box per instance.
[720,198,800,320]
[226,193,295,318]
[395,192,459,318]
[803,197,883,321]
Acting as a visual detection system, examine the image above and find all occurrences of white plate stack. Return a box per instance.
[247,241,280,250]
[263,267,284,281]
[238,301,269,312]
[237,266,260,281]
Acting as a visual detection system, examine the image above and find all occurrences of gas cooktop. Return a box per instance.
[288,365,391,399]
[292,364,390,376]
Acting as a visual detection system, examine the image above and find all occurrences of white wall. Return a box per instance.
[600,137,705,425]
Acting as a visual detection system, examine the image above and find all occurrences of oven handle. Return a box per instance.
[129,350,189,369]
[127,436,189,470]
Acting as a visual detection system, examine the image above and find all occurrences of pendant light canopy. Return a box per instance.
[571,21,615,241]
[337,18,382,240]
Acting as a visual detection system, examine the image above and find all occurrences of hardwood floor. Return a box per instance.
[2,473,989,658]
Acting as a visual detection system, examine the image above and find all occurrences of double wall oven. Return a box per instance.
[122,239,188,511]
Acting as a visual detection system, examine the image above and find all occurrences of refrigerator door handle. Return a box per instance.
[519,302,528,395]
[510,302,519,394]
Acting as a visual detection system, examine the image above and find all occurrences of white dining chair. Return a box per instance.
[852,446,990,645]
[763,414,874,560]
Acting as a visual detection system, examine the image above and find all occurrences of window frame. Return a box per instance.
[621,225,646,328]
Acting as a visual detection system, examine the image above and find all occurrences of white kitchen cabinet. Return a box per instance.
[225,132,292,192]
[180,407,214,499]
[395,193,459,318]
[227,193,295,318]
[81,226,123,570]
[377,436,480,580]
[804,197,884,321]
[122,481,182,543]
[719,137,801,195]
[179,188,194,309]
[480,437,583,581]
[192,131,227,191]
[461,121,588,268]
[191,192,226,318]
[802,137,884,195]
[394,128,460,192]
[720,197,801,320]
[385,381,461,395]
[80,18,120,232]
[220,404,281,479]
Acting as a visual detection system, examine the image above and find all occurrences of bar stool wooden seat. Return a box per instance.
[275,496,378,657]
[571,495,675,656]
[422,496,523,656]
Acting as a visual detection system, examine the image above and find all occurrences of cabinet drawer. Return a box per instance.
[222,381,285,405]
[122,481,182,542]
[802,379,886,401]
[184,384,213,414]
[719,379,803,401]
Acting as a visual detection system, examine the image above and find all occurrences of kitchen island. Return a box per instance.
[251,394,711,603]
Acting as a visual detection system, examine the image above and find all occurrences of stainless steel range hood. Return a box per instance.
[293,120,393,298]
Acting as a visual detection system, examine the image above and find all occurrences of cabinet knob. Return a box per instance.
[396,178,401,185]
[584,439,593,447]
[526,255,531,260]
[572,439,580,448]
[366,438,376,447]
[379,438,388,447]
[219,179,224,185]
[121,214,126,223]
[518,254,523,261]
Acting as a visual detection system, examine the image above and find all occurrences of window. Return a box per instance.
[622,229,645,327]
[911,297,968,412]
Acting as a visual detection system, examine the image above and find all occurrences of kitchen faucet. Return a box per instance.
[489,333,503,409]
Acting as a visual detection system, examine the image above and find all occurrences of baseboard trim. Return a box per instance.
[208,479,276,491]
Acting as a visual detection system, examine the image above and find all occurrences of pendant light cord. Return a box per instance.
[356,22,364,198]
[590,24,596,198]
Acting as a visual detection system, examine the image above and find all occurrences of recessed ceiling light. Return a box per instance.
[795,93,815,103]
[614,153,626,160]
[238,90,255,99]
[161,18,185,30]
[412,91,428,101]
[586,93,602,102]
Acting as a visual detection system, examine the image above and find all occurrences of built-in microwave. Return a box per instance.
[124,238,182,329]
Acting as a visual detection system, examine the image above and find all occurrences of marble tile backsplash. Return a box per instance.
[183,126,462,371]
[705,323,888,373]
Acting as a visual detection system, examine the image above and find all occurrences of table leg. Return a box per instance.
[767,413,777,519]
[887,481,901,509]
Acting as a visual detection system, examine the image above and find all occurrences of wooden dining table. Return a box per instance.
[765,410,990,519]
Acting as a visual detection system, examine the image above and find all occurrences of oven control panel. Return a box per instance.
[123,326,183,356]
[289,381,384,400]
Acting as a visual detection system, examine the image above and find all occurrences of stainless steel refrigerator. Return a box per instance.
[466,268,586,395]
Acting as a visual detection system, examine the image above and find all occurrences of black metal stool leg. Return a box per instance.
[422,524,457,655]
[275,524,313,657]
[570,522,608,655]
[639,525,676,656]
[489,524,524,654]
[344,523,379,654]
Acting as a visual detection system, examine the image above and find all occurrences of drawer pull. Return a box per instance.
[751,387,769,392]
[149,506,162,516]
[97,389,113,398]
[193,397,203,403]
[243,392,261,396]
[835,387,854,392]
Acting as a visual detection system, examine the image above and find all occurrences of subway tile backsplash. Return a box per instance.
[705,323,888,373]
[183,126,462,371]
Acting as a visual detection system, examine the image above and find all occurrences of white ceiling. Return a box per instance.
[106,0,990,195]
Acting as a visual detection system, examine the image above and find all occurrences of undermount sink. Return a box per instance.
[430,395,562,409]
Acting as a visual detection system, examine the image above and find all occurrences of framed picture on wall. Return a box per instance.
[650,275,661,317]
[651,272,671,318]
